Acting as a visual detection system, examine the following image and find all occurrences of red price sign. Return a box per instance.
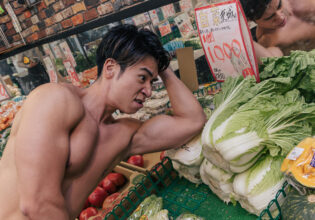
[195,0,259,82]
[0,80,10,101]
[158,21,172,37]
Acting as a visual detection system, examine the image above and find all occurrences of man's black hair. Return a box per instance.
[96,24,170,78]
[240,0,272,21]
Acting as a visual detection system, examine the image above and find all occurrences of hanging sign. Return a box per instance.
[195,0,259,82]
[174,12,195,39]
[59,41,77,68]
[63,60,81,87]
[132,12,150,26]
[158,20,172,37]
[0,78,10,102]
[161,4,176,18]
[180,0,193,12]
[149,9,160,26]
[43,56,58,83]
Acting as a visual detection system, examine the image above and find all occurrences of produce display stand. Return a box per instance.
[105,157,262,220]
[259,181,288,220]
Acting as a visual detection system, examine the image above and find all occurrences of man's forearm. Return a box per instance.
[159,67,205,122]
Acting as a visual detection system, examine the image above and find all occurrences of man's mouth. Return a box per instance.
[278,18,286,27]
[134,99,144,108]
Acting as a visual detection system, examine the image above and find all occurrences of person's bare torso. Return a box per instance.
[0,84,138,219]
[257,13,315,55]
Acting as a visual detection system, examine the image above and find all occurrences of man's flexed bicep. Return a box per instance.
[14,84,83,219]
[129,68,206,155]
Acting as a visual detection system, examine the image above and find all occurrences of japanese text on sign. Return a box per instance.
[195,0,259,82]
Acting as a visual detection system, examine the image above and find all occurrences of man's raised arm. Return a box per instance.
[15,84,83,220]
[129,67,206,155]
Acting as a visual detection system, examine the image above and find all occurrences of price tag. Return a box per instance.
[63,60,81,87]
[158,21,172,37]
[195,0,259,82]
[59,41,77,68]
[287,147,304,161]
[310,150,315,168]
[161,4,175,18]
[180,0,193,12]
[43,56,58,83]
[0,79,10,101]
[174,12,195,38]
[149,10,160,26]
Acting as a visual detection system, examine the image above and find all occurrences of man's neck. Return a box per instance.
[81,80,116,124]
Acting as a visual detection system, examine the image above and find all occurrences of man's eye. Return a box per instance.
[139,75,146,82]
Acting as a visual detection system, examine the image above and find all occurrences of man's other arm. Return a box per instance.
[15,84,83,220]
[253,41,283,63]
[129,67,206,155]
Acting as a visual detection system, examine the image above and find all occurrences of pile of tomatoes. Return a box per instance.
[79,172,126,220]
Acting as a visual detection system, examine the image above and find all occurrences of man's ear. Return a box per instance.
[102,58,119,79]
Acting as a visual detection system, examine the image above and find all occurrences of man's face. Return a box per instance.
[255,0,289,30]
[109,56,159,114]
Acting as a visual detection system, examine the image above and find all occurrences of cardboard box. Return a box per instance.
[119,152,162,173]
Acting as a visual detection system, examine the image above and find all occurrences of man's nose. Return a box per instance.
[274,11,285,22]
[142,84,152,97]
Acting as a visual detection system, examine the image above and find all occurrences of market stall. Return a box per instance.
[0,0,314,220]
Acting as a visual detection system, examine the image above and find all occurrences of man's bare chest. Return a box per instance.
[64,118,133,178]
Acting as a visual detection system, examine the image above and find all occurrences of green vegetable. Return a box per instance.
[233,155,285,215]
[259,49,315,103]
[176,213,204,220]
[127,194,157,220]
[166,134,203,184]
[201,76,315,173]
[281,187,315,220]
[200,159,235,203]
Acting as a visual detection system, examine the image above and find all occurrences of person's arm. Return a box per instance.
[253,41,283,63]
[15,84,83,220]
[129,67,206,155]
[288,0,315,23]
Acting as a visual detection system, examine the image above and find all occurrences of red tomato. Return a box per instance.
[106,173,125,186]
[101,178,117,194]
[88,186,108,208]
[79,207,98,220]
[160,151,166,161]
[102,192,121,209]
[127,155,144,167]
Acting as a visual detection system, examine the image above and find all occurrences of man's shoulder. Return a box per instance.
[25,83,85,118]
[29,83,81,104]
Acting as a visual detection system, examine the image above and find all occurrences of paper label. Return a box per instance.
[310,150,315,168]
[158,21,172,37]
[195,0,259,82]
[63,60,81,87]
[43,56,58,83]
[287,147,304,161]
[0,80,10,101]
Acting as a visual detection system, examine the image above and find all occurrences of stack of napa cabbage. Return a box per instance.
[165,134,204,184]
[200,75,315,215]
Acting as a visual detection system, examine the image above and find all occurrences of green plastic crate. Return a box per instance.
[104,157,288,220]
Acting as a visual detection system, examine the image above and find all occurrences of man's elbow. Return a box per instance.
[192,111,207,133]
